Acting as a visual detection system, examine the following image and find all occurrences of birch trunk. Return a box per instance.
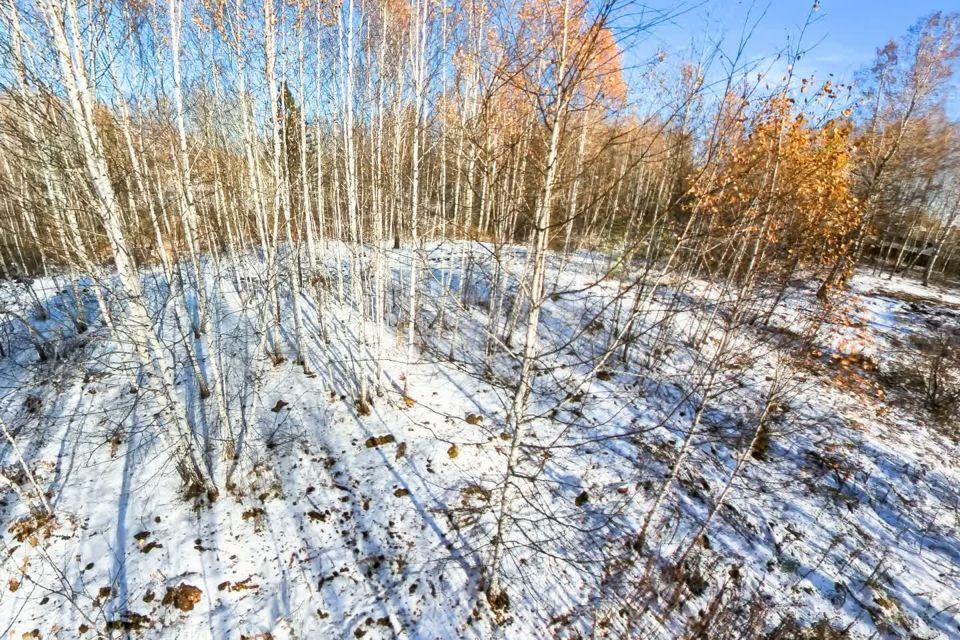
[37,0,212,495]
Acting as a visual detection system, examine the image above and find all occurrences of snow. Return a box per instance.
[0,245,958,638]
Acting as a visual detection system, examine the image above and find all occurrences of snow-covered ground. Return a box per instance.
[0,246,958,639]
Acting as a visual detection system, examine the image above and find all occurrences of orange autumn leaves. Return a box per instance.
[487,0,627,113]
[439,0,627,149]
[696,93,862,273]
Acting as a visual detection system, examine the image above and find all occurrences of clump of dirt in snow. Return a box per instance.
[217,576,259,593]
[8,511,55,544]
[364,434,395,448]
[106,612,151,632]
[161,583,202,611]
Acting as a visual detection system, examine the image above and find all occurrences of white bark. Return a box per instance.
[37,0,210,492]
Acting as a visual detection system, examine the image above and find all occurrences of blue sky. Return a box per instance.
[622,0,959,115]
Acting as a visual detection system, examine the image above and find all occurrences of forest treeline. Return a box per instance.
[0,2,957,290]
[0,0,959,625]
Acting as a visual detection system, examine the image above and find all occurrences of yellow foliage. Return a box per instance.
[694,93,862,272]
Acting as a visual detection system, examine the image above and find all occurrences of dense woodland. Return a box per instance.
[0,1,959,638]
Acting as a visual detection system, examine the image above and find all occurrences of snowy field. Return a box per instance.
[0,245,958,639]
